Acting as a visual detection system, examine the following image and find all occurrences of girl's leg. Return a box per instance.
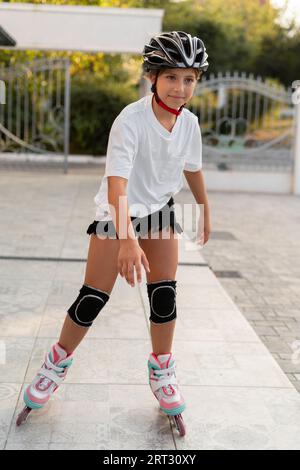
[59,234,120,354]
[138,227,179,356]
[19,234,121,418]
[138,228,186,419]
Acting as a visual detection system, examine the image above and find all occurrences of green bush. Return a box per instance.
[70,75,139,156]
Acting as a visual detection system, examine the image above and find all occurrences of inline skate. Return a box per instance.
[148,352,186,436]
[16,342,73,426]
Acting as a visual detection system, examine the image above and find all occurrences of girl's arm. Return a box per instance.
[107,176,150,286]
[183,169,211,244]
[107,176,137,243]
[183,169,209,209]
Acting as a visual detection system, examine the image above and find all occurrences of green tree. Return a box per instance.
[253,25,300,87]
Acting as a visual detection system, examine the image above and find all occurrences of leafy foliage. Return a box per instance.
[0,0,299,154]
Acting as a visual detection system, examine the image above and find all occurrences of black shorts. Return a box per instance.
[86,197,183,239]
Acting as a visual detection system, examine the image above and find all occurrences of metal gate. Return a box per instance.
[188,71,294,172]
[0,57,70,173]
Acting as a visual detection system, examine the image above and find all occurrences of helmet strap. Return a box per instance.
[151,71,185,116]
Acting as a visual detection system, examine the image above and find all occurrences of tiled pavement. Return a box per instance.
[0,167,300,450]
[181,190,300,392]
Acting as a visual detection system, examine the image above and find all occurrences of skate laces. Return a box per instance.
[38,376,52,391]
[37,353,70,390]
[153,365,177,394]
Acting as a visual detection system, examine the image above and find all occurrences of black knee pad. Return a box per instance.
[147,279,177,324]
[67,284,110,328]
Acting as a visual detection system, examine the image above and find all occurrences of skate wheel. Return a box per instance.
[16,406,32,426]
[172,414,186,437]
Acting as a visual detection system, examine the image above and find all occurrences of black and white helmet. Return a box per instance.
[142,31,209,75]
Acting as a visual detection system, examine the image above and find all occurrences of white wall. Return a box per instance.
[182,169,293,194]
[0,2,164,53]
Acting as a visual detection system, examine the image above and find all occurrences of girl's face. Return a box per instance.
[151,68,198,109]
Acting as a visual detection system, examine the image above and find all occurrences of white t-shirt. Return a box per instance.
[94,93,202,221]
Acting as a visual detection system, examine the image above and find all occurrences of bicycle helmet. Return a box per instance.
[142,31,209,116]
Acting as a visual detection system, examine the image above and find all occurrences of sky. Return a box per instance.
[270,0,300,27]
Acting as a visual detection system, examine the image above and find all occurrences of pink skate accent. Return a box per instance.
[151,352,172,370]
[25,388,48,406]
[53,342,68,363]
[52,348,59,364]
[57,342,73,358]
[150,352,161,368]
[160,396,185,410]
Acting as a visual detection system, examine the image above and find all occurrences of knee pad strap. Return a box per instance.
[147,279,177,324]
[67,284,110,328]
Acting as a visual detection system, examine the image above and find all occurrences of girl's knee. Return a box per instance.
[146,279,177,324]
[67,284,110,328]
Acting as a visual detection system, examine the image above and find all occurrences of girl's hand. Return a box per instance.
[196,214,212,246]
[203,217,212,244]
[118,240,150,287]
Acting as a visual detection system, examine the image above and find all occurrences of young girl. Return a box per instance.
[17,31,211,433]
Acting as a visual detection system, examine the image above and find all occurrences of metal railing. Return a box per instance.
[0,57,70,173]
[188,71,295,172]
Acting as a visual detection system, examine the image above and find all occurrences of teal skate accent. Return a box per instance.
[23,392,44,410]
[58,357,73,368]
[148,361,160,371]
[147,359,175,372]
[48,351,73,370]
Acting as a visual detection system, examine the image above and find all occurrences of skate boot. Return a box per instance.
[16,342,73,426]
[148,352,186,436]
